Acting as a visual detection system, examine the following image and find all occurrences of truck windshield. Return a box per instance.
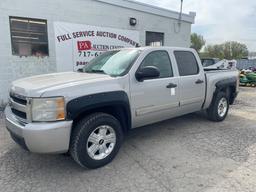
[82,49,141,76]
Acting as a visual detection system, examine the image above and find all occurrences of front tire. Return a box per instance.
[70,113,123,169]
[207,92,229,122]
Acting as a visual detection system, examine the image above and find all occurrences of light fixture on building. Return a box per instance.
[129,18,137,26]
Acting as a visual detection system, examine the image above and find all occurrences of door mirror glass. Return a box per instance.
[135,66,160,81]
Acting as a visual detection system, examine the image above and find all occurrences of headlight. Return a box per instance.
[31,97,65,122]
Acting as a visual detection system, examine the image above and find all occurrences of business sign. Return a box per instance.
[54,22,140,71]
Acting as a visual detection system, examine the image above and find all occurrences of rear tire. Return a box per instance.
[70,113,123,169]
[207,92,229,122]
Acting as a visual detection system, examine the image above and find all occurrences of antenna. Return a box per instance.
[178,0,184,25]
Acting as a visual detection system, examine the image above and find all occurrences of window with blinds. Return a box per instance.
[9,17,49,56]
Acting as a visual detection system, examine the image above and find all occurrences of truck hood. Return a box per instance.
[11,72,112,97]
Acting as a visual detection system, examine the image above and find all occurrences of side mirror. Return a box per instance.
[135,66,160,82]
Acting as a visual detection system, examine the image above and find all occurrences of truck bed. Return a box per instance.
[204,68,231,72]
[203,69,239,109]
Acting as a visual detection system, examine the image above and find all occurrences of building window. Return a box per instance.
[9,16,49,56]
[146,31,164,47]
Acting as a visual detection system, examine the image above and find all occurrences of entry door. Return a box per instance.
[146,31,164,47]
[130,50,180,128]
[174,51,205,112]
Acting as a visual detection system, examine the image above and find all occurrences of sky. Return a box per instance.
[136,0,256,51]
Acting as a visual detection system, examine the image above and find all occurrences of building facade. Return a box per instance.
[0,0,195,104]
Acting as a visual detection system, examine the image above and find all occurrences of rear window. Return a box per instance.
[174,51,199,76]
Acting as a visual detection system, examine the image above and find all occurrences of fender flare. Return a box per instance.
[215,77,237,90]
[66,91,131,129]
[214,77,238,104]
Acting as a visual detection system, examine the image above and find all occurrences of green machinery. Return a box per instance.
[240,72,256,86]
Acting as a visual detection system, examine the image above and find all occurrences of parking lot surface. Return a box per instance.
[0,87,256,192]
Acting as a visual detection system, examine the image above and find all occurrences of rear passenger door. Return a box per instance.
[174,51,205,112]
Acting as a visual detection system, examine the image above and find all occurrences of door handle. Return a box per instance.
[166,83,177,88]
[195,79,204,84]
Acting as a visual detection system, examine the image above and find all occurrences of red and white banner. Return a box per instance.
[54,22,140,71]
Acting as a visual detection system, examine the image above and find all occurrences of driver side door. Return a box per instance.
[130,50,180,128]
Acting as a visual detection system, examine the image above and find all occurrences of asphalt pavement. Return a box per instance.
[0,87,256,192]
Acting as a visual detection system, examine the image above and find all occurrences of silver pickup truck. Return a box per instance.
[5,47,239,168]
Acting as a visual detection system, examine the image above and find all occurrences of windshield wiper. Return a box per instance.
[92,69,106,73]
[86,69,106,74]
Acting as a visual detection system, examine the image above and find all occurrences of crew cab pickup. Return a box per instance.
[5,47,239,168]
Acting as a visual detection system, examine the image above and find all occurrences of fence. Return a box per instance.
[236,59,256,70]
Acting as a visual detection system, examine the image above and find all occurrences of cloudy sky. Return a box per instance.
[136,0,256,51]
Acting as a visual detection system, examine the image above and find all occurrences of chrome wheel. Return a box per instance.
[218,97,228,117]
[87,125,116,160]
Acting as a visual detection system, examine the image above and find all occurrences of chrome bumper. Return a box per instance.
[4,106,73,154]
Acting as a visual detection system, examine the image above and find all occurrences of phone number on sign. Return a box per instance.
[78,51,103,57]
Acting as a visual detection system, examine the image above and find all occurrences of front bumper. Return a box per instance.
[4,106,73,154]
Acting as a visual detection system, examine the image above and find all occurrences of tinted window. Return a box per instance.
[174,51,199,76]
[140,51,173,78]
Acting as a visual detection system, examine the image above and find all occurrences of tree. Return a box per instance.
[204,44,224,59]
[204,41,248,59]
[190,33,206,52]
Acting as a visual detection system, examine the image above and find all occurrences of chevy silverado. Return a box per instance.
[5,47,239,168]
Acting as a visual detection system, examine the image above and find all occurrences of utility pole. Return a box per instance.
[178,0,184,26]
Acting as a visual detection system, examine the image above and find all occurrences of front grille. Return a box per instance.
[9,92,28,122]
[10,94,27,105]
[11,108,27,119]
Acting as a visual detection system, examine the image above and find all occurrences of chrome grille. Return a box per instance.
[11,108,27,119]
[10,94,27,105]
[9,93,28,123]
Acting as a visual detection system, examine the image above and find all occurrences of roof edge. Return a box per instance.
[95,0,196,24]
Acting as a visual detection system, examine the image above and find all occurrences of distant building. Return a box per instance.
[248,52,256,60]
[236,58,256,70]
